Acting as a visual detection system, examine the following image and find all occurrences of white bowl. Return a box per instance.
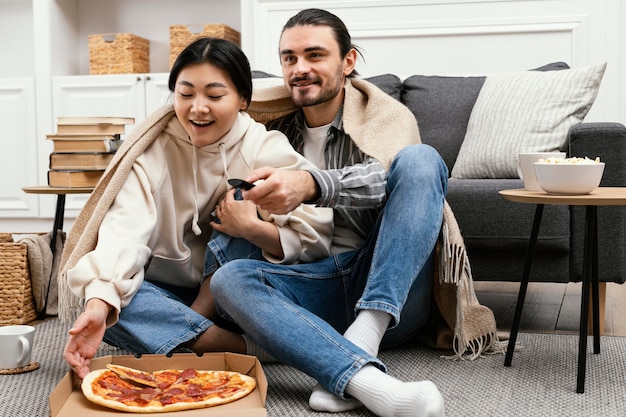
[533,162,605,195]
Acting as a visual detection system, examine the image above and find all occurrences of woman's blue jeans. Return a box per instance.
[211,144,449,398]
[103,280,213,354]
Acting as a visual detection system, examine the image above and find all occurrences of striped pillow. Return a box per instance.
[450,62,606,179]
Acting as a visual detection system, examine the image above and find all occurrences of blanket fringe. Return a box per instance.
[438,223,511,360]
[438,222,464,285]
[57,271,83,323]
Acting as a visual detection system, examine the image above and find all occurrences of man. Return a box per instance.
[210,8,447,417]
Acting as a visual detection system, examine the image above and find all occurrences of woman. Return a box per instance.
[61,37,333,379]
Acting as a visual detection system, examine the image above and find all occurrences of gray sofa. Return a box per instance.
[254,64,626,285]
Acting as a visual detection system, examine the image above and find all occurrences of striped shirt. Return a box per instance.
[267,107,387,241]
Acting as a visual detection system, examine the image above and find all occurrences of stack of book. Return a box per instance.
[46,116,134,187]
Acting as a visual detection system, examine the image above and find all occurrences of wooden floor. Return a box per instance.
[474,281,626,336]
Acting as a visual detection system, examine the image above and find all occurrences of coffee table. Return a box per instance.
[499,187,626,393]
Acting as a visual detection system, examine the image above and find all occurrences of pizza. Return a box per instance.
[81,363,257,413]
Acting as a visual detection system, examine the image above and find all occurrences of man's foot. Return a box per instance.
[309,383,362,412]
[346,365,445,417]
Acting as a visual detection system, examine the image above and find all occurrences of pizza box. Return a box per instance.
[49,352,267,416]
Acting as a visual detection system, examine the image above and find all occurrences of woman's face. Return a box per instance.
[173,62,247,147]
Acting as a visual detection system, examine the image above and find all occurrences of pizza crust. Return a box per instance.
[81,367,257,413]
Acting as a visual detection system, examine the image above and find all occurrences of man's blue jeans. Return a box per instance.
[211,144,449,398]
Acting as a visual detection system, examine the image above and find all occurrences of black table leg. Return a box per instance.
[49,194,65,254]
[505,204,544,367]
[38,194,66,320]
[591,207,600,355]
[577,205,600,393]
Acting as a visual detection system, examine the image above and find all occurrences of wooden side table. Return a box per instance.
[22,186,93,318]
[499,187,626,393]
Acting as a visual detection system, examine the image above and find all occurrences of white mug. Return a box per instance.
[0,325,35,369]
[517,152,566,191]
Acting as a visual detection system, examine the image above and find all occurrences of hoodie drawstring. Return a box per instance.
[190,144,202,236]
[219,142,230,182]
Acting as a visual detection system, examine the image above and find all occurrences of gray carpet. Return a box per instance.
[1,318,625,416]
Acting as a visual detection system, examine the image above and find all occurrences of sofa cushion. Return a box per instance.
[401,75,485,172]
[446,178,570,252]
[451,62,607,179]
[400,62,573,172]
[364,74,403,101]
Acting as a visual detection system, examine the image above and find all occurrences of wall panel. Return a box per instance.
[242,0,622,124]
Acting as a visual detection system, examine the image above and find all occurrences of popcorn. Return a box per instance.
[538,156,601,165]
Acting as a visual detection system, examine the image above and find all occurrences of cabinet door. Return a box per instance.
[145,73,173,115]
[0,78,38,218]
[52,74,148,136]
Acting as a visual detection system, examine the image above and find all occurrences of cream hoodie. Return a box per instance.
[66,109,332,323]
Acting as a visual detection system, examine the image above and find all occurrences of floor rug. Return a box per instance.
[1,318,624,416]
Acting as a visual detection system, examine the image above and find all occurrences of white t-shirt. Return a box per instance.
[302,121,362,254]
[302,122,331,169]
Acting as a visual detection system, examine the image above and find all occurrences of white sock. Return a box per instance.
[345,365,445,417]
[343,309,391,357]
[242,334,277,363]
[309,386,362,412]
[309,310,391,413]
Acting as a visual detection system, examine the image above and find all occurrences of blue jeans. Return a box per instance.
[211,144,449,398]
[103,280,213,354]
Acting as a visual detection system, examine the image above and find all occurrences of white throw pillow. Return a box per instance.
[450,63,606,179]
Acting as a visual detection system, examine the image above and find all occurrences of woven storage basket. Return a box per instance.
[0,233,37,326]
[169,24,241,68]
[88,33,150,75]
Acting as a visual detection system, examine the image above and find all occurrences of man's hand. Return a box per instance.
[63,298,110,379]
[243,167,319,214]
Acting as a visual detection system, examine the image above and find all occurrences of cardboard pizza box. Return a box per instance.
[49,352,267,416]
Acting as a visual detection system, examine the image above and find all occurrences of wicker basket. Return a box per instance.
[0,233,37,326]
[169,24,241,68]
[88,33,150,75]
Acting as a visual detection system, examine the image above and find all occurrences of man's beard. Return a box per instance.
[289,68,344,108]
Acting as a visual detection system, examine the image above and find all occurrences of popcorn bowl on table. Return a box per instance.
[533,157,605,195]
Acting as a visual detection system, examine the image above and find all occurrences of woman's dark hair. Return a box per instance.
[168,37,252,105]
[281,8,363,77]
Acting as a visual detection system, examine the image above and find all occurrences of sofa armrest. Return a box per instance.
[568,122,626,284]
[568,122,626,186]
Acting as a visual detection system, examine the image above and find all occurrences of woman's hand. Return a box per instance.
[211,188,260,238]
[211,187,283,259]
[63,298,110,379]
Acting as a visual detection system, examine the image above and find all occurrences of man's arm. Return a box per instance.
[310,157,387,209]
[244,157,386,214]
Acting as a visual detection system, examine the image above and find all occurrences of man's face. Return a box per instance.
[279,24,350,108]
